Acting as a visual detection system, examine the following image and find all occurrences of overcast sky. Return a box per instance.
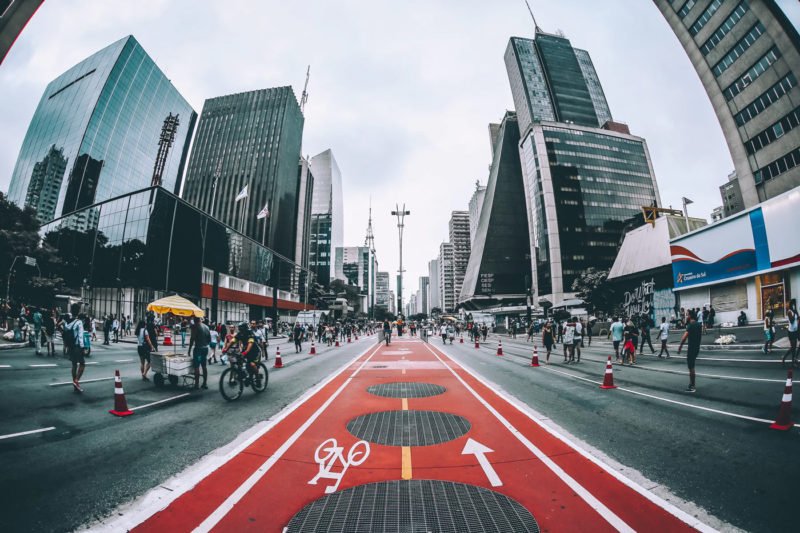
[1,0,798,304]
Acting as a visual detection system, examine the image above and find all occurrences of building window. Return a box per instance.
[753,148,800,184]
[745,106,800,154]
[711,22,765,76]
[734,73,797,127]
[723,46,781,101]
[689,0,723,36]
[677,0,697,18]
[701,2,751,56]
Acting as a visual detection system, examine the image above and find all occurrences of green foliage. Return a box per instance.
[571,267,616,314]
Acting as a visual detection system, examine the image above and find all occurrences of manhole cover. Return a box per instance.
[285,479,539,532]
[367,382,446,398]
[347,410,470,446]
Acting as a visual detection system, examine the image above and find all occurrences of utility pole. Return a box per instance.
[391,204,410,317]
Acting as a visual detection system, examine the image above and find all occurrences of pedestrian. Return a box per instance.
[112,314,120,343]
[701,306,709,334]
[103,315,111,345]
[180,318,188,348]
[293,321,303,353]
[658,317,670,358]
[610,317,624,362]
[209,324,220,364]
[573,317,582,363]
[639,315,655,355]
[562,319,575,363]
[42,309,56,357]
[542,320,554,364]
[763,310,775,354]
[624,319,638,365]
[31,307,43,356]
[447,323,455,344]
[126,315,133,336]
[586,318,593,347]
[63,305,86,392]
[136,319,154,381]
[782,299,798,368]
[678,309,701,392]
[188,318,211,390]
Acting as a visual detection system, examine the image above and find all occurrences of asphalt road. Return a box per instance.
[434,334,798,532]
[0,334,378,533]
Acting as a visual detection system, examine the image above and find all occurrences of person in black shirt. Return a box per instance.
[678,309,702,392]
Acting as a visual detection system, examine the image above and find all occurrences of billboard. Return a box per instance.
[670,190,800,290]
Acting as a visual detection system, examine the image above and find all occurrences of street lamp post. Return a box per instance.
[391,204,410,317]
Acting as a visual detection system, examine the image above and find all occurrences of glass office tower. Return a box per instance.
[181,87,304,259]
[506,30,660,305]
[308,149,344,286]
[7,36,196,224]
[653,0,800,207]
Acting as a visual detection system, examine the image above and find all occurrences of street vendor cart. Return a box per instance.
[146,295,205,387]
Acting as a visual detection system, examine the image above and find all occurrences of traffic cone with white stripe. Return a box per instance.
[531,345,540,367]
[273,346,283,368]
[600,356,617,389]
[109,370,133,417]
[496,339,504,356]
[460,336,464,344]
[310,339,317,355]
[335,339,340,347]
[770,369,793,430]
[475,338,479,349]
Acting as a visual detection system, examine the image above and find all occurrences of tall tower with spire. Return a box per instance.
[364,202,378,318]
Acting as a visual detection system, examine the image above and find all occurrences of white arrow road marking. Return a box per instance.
[462,438,502,487]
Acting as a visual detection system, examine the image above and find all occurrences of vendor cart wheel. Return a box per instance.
[251,362,269,393]
[168,374,179,386]
[153,373,165,387]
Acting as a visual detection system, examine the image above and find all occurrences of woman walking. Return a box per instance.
[763,310,775,354]
[782,300,798,367]
[542,320,555,364]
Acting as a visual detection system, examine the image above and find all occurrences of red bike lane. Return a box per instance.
[130,337,705,532]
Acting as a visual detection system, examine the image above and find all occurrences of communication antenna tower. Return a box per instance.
[300,65,311,113]
[523,0,542,33]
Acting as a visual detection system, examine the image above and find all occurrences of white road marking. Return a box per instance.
[115,359,134,363]
[0,365,11,369]
[29,364,57,368]
[49,376,115,387]
[0,427,56,440]
[84,362,99,365]
[130,393,191,411]
[423,343,635,532]
[193,344,381,532]
[461,438,502,487]
[432,342,715,532]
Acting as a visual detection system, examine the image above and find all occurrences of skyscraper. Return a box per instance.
[334,246,372,297]
[181,86,304,259]
[428,259,441,311]
[295,157,315,269]
[449,210,471,307]
[653,0,800,206]
[375,271,391,311]
[506,31,660,306]
[7,36,196,223]
[418,276,430,315]
[438,242,455,312]
[308,149,344,286]
[468,181,487,246]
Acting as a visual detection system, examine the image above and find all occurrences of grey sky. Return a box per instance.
[1,1,798,304]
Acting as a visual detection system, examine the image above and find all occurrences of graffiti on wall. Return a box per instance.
[622,278,655,318]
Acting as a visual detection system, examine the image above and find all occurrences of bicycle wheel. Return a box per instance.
[219,367,243,401]
[251,362,269,393]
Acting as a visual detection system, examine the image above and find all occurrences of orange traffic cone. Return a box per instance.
[496,340,504,356]
[273,346,283,369]
[335,339,340,347]
[474,338,479,349]
[770,369,793,430]
[348,336,352,343]
[531,345,540,367]
[460,336,464,344]
[163,330,173,347]
[310,339,317,355]
[109,370,133,417]
[600,356,617,389]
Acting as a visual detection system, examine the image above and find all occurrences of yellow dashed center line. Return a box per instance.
[401,397,412,479]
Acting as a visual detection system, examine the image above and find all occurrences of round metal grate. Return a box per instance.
[347,410,470,446]
[367,381,446,398]
[285,479,540,533]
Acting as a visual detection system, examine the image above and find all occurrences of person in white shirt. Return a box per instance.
[563,320,576,363]
[573,319,583,363]
[658,317,670,358]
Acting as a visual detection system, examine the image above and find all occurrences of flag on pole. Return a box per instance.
[257,202,270,219]
[235,185,248,202]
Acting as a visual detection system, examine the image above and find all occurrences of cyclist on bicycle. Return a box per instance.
[382,319,391,346]
[235,322,262,373]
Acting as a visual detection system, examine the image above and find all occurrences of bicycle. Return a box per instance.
[219,350,269,401]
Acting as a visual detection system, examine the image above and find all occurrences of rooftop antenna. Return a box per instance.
[300,65,310,113]
[365,197,376,252]
[523,0,542,33]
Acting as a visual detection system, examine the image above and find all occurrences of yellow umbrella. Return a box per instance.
[147,295,205,318]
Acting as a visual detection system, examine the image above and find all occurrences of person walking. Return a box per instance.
[542,320,554,364]
[763,310,775,354]
[562,319,576,363]
[209,325,220,364]
[639,315,655,355]
[136,319,154,381]
[657,317,671,358]
[572,317,582,363]
[586,318,594,347]
[678,309,702,392]
[63,306,86,392]
[112,314,120,343]
[42,309,56,357]
[782,299,798,368]
[624,319,639,365]
[610,317,624,363]
[188,319,211,390]
[31,307,43,356]
[293,322,303,353]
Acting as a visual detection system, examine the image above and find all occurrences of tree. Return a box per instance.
[571,268,616,315]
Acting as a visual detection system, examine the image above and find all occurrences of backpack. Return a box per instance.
[62,321,78,348]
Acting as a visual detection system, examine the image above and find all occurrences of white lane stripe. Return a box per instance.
[49,376,115,387]
[29,364,57,367]
[115,359,134,363]
[0,427,56,440]
[87,342,380,533]
[84,362,99,365]
[0,365,11,368]
[130,393,191,411]
[436,343,716,532]
[423,343,635,532]
[193,344,382,533]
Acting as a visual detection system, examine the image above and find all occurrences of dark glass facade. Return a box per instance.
[309,214,332,286]
[308,149,344,286]
[181,87,304,260]
[40,187,312,324]
[7,36,196,224]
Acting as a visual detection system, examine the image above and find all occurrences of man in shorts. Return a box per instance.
[678,309,702,392]
[63,304,86,392]
[610,317,624,362]
[188,318,211,390]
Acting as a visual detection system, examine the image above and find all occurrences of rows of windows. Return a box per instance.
[689,0,723,36]
[700,1,749,56]
[712,22,765,77]
[723,46,781,101]
[754,147,800,184]
[734,73,797,127]
[745,106,800,155]
[677,0,697,19]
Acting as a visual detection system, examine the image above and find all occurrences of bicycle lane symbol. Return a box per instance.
[308,438,371,494]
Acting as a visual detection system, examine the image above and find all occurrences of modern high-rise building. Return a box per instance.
[506,31,661,306]
[334,246,372,299]
[720,170,745,218]
[0,0,43,65]
[7,36,196,224]
[653,0,800,206]
[418,276,430,315]
[449,210,471,307]
[308,149,344,286]
[388,290,396,315]
[468,181,487,246]
[375,271,391,311]
[428,259,441,311]
[295,157,315,269]
[181,86,303,259]
[438,242,455,312]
